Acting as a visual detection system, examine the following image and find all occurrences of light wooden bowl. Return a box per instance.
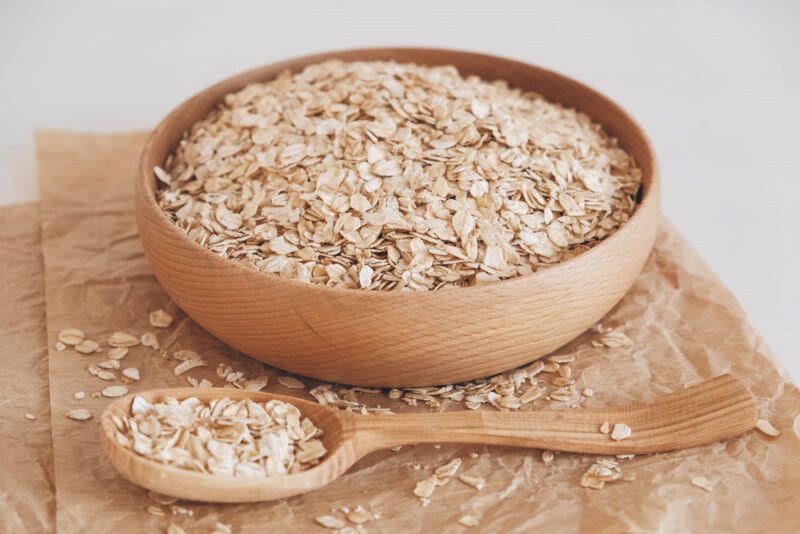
[136,48,660,387]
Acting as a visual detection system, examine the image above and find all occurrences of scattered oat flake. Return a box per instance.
[141,332,160,349]
[277,376,305,389]
[122,367,140,381]
[756,418,780,437]
[173,349,202,361]
[149,308,174,328]
[174,359,207,376]
[25,413,36,421]
[599,421,610,434]
[167,524,185,534]
[212,522,233,534]
[346,507,371,524]
[691,476,714,492]
[315,515,346,529]
[65,409,92,421]
[581,459,624,490]
[434,458,462,478]
[413,475,438,499]
[541,450,554,464]
[88,364,116,381]
[170,505,193,517]
[54,341,67,351]
[148,490,178,505]
[102,385,129,398]
[108,347,128,360]
[458,474,485,490]
[459,515,480,527]
[75,339,101,354]
[58,328,85,345]
[599,330,633,348]
[108,332,140,348]
[611,423,632,441]
[74,391,86,400]
[146,505,165,517]
[243,375,269,391]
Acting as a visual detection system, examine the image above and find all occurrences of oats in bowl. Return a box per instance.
[156,60,641,291]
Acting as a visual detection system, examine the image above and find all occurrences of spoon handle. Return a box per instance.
[349,374,756,455]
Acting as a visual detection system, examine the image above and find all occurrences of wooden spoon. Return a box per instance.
[100,374,756,503]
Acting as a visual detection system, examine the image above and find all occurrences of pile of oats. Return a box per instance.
[157,60,641,290]
[308,353,588,414]
[112,395,326,477]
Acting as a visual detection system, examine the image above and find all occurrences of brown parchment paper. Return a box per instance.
[37,130,800,533]
[0,202,56,532]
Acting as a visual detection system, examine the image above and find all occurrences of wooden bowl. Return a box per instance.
[136,48,660,387]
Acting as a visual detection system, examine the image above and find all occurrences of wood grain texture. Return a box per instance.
[136,48,661,387]
[100,375,756,503]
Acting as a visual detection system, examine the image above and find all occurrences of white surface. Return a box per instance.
[1,1,798,378]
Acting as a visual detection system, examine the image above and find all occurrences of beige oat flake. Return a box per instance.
[174,359,207,376]
[691,476,714,492]
[141,332,160,350]
[756,418,780,437]
[459,515,480,528]
[58,328,85,345]
[434,458,462,478]
[458,474,485,490]
[108,332,140,348]
[413,475,438,499]
[610,423,632,441]
[277,376,305,389]
[65,408,93,421]
[149,308,174,328]
[108,347,129,360]
[75,339,101,354]
[315,515,346,529]
[102,385,129,398]
[122,367,140,381]
[346,506,371,524]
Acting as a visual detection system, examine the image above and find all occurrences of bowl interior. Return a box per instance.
[139,48,658,286]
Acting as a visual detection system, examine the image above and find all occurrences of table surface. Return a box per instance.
[1,1,797,380]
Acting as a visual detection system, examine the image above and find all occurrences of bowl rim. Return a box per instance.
[137,46,660,300]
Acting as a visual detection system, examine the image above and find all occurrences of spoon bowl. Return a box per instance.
[100,374,756,503]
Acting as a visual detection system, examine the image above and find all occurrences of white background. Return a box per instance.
[1,1,798,378]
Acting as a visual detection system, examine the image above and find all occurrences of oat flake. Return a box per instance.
[65,409,92,421]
